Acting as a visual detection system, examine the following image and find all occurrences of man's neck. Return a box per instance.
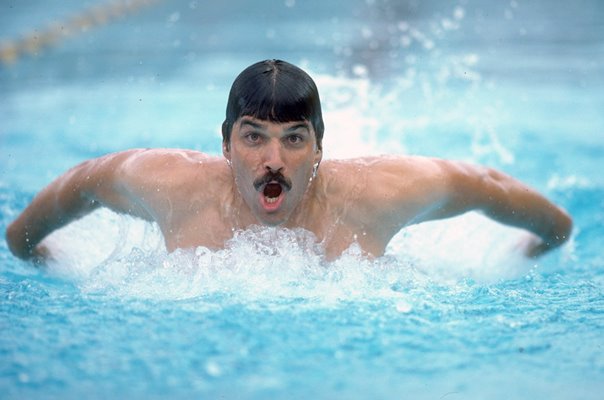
[283,171,326,230]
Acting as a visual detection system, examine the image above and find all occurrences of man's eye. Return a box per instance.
[287,135,303,145]
[246,133,261,143]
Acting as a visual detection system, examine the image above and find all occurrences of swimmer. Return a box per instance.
[5,59,572,261]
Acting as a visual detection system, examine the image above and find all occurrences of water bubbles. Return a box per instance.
[546,174,592,190]
[395,301,413,313]
[504,9,514,20]
[46,214,439,308]
[352,64,368,77]
[397,21,409,32]
[463,53,479,66]
[409,28,434,51]
[166,12,180,25]
[204,360,222,377]
[405,54,417,65]
[18,373,30,383]
[441,18,458,31]
[453,6,465,20]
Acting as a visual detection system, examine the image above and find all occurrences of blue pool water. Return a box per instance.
[1,1,603,399]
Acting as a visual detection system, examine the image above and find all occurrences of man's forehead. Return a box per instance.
[238,116,311,131]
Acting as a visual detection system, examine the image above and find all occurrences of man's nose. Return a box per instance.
[263,139,284,172]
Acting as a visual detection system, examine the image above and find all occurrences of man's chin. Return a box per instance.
[254,208,288,227]
[258,215,286,227]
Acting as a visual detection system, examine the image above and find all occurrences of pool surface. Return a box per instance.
[1,1,603,399]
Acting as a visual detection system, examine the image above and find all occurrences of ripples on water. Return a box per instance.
[2,203,600,399]
[2,0,603,398]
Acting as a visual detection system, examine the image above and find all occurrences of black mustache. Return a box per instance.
[253,172,292,192]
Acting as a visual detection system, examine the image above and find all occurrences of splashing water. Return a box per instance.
[38,205,543,311]
[2,1,602,398]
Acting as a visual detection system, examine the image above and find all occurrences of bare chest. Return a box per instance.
[162,211,386,260]
[308,219,387,259]
[160,207,238,252]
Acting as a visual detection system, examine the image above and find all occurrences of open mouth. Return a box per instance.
[260,182,285,211]
[254,172,292,212]
[263,182,283,204]
[259,180,291,212]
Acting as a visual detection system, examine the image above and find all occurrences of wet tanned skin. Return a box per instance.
[5,118,572,261]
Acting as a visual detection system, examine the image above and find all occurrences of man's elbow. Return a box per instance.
[5,220,31,260]
[554,207,573,246]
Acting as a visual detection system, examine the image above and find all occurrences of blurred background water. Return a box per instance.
[1,1,603,399]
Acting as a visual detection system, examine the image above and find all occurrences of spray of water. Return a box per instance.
[17,47,547,303]
[37,204,537,310]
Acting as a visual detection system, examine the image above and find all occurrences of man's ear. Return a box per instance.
[221,119,232,160]
[222,141,231,161]
[314,146,322,166]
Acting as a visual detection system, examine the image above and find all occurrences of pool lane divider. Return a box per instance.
[0,0,163,67]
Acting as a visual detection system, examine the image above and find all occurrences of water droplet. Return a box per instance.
[167,12,180,24]
[205,361,222,377]
[395,301,412,313]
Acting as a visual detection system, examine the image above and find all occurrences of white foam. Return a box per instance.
[38,206,541,308]
[30,68,546,302]
[388,212,538,283]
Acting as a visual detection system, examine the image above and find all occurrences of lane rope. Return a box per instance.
[0,0,163,67]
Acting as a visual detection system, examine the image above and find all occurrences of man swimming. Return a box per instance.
[5,59,572,261]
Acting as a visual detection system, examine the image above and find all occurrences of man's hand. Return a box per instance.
[30,243,55,267]
[514,232,568,259]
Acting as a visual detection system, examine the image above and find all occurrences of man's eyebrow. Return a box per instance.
[239,119,266,130]
[286,123,310,132]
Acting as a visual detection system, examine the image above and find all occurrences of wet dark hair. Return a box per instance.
[222,59,324,150]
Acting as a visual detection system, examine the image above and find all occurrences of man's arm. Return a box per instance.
[5,150,153,260]
[363,156,572,257]
[413,158,572,257]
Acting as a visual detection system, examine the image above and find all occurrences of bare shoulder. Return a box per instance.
[119,148,217,174]
[87,149,230,208]
[320,155,470,227]
[321,155,453,195]
[116,149,226,186]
